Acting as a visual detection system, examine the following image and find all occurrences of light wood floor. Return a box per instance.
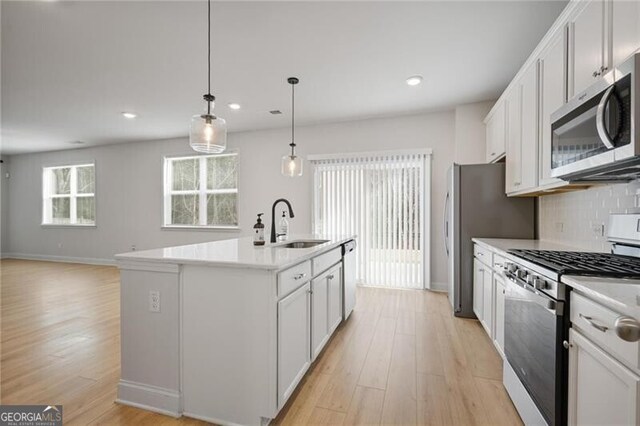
[1,259,522,425]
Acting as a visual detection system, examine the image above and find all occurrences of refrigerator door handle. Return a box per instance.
[444,191,450,257]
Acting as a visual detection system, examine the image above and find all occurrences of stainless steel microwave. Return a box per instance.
[550,52,640,182]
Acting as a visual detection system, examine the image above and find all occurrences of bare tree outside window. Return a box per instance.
[43,164,96,225]
[165,154,238,227]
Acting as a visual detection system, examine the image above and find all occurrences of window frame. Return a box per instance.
[162,152,239,230]
[41,162,97,227]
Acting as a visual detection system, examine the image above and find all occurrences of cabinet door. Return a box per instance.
[473,259,484,320]
[611,0,640,68]
[519,61,539,191]
[311,276,329,360]
[278,282,311,407]
[539,29,567,187]
[570,0,605,98]
[494,275,506,357]
[482,268,494,337]
[486,102,506,163]
[327,265,343,335]
[505,88,522,194]
[568,329,640,426]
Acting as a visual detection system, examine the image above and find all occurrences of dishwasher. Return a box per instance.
[342,240,357,319]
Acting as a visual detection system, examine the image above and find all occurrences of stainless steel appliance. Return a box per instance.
[445,163,535,317]
[550,52,638,182]
[342,239,357,319]
[502,213,640,425]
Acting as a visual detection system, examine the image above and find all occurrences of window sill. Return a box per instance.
[41,224,97,229]
[161,225,241,232]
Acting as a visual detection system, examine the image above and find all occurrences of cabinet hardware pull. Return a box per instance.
[600,65,608,73]
[614,316,640,342]
[327,274,334,280]
[562,340,572,349]
[307,289,313,294]
[593,70,601,78]
[491,152,496,156]
[294,273,307,280]
[579,313,609,332]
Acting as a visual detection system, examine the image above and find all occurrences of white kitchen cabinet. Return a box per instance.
[539,28,568,188]
[473,258,484,321]
[311,273,329,360]
[485,101,507,163]
[505,88,522,194]
[481,267,493,337]
[327,264,343,335]
[567,328,640,426]
[611,0,640,68]
[569,0,606,98]
[278,282,312,406]
[494,274,505,357]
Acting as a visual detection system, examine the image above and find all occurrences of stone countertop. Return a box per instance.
[472,238,592,256]
[562,275,640,318]
[115,234,356,271]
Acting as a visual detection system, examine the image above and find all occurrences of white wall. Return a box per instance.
[453,101,494,165]
[3,110,463,286]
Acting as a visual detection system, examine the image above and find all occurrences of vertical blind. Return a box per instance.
[311,151,429,289]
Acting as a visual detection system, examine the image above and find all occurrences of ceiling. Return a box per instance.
[1,0,568,155]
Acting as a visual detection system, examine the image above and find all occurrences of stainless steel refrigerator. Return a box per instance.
[445,163,535,318]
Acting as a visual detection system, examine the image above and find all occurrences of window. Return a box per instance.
[42,163,96,226]
[164,153,238,228]
[311,151,430,289]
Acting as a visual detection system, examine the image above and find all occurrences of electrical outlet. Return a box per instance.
[555,222,564,233]
[592,223,605,237]
[131,245,136,251]
[149,290,160,313]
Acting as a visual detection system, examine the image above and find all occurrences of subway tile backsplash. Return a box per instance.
[538,180,640,252]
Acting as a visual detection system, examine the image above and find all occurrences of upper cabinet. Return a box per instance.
[505,62,538,196]
[611,0,640,67]
[569,0,606,98]
[485,101,506,163]
[487,0,640,197]
[539,29,567,188]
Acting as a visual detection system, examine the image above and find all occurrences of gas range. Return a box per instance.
[503,249,640,301]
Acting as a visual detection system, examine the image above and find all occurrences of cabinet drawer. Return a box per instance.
[278,261,312,299]
[313,248,341,277]
[571,291,640,371]
[474,244,492,266]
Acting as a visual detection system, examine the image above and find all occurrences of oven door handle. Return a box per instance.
[505,272,563,316]
[596,85,617,149]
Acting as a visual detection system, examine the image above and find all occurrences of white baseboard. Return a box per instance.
[117,380,182,417]
[2,252,115,266]
[429,281,448,292]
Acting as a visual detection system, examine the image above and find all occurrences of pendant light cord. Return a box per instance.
[207,0,211,115]
[290,82,295,156]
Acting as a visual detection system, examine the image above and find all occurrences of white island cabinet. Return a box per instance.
[115,235,355,426]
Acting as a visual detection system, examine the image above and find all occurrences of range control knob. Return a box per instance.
[506,263,517,273]
[533,278,548,290]
[516,269,527,280]
[526,274,538,285]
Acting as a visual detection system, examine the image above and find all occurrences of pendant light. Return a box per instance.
[281,77,303,177]
[190,0,227,154]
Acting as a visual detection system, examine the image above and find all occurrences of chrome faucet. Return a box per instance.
[271,198,295,243]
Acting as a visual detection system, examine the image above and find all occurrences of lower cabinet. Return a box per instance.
[481,267,493,336]
[567,328,640,426]
[494,275,506,356]
[473,259,484,320]
[327,264,343,335]
[277,282,311,406]
[312,263,343,360]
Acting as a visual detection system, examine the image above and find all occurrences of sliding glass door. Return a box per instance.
[311,151,430,289]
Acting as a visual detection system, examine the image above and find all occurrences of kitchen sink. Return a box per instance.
[278,240,329,249]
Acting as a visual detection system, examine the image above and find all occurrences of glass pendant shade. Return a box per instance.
[281,154,303,177]
[190,114,227,154]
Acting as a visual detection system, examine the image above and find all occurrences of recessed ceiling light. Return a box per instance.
[228,103,241,110]
[69,140,85,145]
[406,75,423,86]
[122,112,137,119]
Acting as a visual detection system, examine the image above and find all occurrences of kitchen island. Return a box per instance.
[115,235,356,425]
